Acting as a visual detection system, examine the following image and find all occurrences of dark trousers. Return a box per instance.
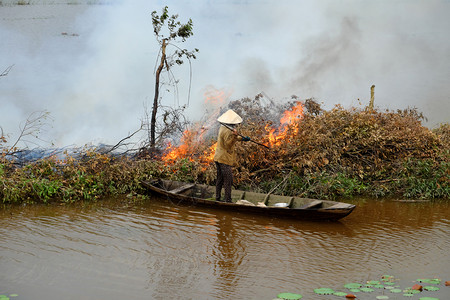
[215,162,233,202]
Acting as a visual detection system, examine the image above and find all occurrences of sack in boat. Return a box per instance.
[236,200,255,206]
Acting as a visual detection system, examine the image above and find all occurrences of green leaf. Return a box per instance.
[360,287,374,293]
[390,288,402,293]
[423,286,440,291]
[314,288,334,295]
[376,296,389,300]
[344,283,362,289]
[277,292,302,300]
[417,278,441,284]
[333,292,348,296]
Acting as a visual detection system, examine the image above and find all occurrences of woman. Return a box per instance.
[213,109,250,202]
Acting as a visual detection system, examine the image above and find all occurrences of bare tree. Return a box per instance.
[149,6,199,149]
[1,110,52,157]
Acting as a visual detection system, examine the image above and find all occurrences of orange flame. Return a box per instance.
[161,101,304,166]
[266,101,304,146]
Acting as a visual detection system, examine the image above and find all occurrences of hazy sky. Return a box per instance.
[1,0,449,148]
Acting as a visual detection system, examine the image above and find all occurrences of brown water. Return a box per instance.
[1,197,449,300]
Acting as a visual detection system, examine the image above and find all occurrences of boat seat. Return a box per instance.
[169,183,195,194]
[327,203,353,209]
[299,200,323,209]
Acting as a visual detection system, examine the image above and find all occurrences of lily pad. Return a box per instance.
[373,284,385,288]
[314,288,334,295]
[384,282,396,286]
[333,292,348,297]
[277,292,302,300]
[417,279,441,285]
[369,280,381,285]
[344,283,362,289]
[382,275,394,281]
[349,288,360,293]
[360,287,374,293]
[390,288,402,293]
[423,286,440,291]
[376,296,389,300]
[403,294,414,297]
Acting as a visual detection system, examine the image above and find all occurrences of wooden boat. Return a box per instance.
[141,179,356,221]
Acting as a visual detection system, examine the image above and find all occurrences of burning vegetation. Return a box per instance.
[1,96,449,204]
[152,96,448,200]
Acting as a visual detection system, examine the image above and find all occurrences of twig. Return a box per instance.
[221,123,270,149]
[103,125,143,154]
[267,170,292,195]
[0,65,14,77]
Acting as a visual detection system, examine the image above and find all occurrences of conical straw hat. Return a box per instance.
[217,109,243,124]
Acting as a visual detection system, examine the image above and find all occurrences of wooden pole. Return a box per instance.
[369,85,375,110]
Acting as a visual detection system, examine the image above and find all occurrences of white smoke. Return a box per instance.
[0,0,449,148]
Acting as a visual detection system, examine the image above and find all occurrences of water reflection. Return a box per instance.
[0,198,449,300]
[212,213,241,297]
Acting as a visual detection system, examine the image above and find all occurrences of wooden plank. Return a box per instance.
[300,200,323,209]
[169,183,195,194]
[327,203,352,209]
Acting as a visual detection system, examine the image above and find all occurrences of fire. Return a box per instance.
[162,87,228,167]
[161,100,304,166]
[162,129,198,163]
[202,142,217,164]
[162,127,216,167]
[265,101,304,146]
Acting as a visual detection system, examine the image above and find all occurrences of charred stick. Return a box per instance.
[221,123,270,149]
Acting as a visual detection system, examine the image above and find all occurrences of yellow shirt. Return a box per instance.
[213,125,241,166]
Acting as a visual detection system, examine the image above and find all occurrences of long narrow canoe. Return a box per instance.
[141,179,356,221]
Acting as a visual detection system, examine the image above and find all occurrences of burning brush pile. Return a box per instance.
[158,96,449,199]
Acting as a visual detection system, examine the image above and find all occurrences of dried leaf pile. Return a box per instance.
[165,98,449,199]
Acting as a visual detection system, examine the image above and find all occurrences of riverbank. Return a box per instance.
[1,104,448,204]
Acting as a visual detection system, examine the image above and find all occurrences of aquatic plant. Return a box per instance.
[276,292,302,299]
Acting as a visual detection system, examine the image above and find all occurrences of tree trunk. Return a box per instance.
[150,39,168,148]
